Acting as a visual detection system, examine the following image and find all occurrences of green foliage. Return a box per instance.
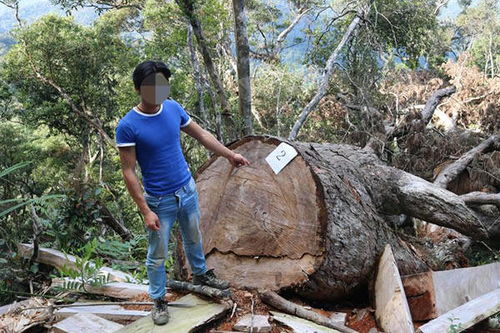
[447,316,464,333]
[95,234,148,261]
[2,13,139,138]
[456,0,499,76]
[371,0,441,68]
[54,239,110,292]
[251,62,313,136]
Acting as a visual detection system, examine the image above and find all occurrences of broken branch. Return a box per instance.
[260,290,356,333]
[167,279,231,299]
[434,134,500,189]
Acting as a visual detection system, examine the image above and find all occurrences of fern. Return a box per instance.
[54,240,110,292]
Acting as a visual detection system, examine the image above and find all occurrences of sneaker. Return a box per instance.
[151,297,169,325]
[192,268,230,290]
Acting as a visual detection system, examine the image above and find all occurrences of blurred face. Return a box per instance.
[139,72,170,104]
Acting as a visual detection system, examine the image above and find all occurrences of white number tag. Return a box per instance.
[265,142,298,174]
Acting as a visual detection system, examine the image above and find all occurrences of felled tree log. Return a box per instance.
[186,136,495,301]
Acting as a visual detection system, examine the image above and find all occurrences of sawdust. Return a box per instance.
[345,308,378,333]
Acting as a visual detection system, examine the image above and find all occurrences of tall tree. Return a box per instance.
[232,0,253,135]
[175,0,235,140]
[456,0,499,76]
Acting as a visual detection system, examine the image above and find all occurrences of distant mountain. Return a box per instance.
[0,0,468,61]
[0,0,97,34]
[0,33,15,56]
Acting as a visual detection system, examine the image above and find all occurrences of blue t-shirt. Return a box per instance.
[115,99,192,195]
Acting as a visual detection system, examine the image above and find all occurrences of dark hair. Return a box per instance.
[132,60,171,90]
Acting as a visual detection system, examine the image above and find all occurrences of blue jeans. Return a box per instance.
[143,176,207,299]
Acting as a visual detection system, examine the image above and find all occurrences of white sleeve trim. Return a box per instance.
[180,117,192,128]
[116,142,136,147]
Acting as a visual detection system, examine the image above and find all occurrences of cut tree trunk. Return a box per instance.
[179,136,494,301]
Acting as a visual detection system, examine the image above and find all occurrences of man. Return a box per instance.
[116,60,250,325]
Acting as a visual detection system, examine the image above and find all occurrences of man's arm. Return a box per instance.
[118,146,160,231]
[181,121,250,167]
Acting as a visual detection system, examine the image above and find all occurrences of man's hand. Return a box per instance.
[181,121,251,167]
[228,152,250,168]
[144,210,161,231]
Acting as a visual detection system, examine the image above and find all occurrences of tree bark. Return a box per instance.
[232,0,253,135]
[187,24,207,124]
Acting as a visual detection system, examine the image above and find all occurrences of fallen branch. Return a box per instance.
[460,191,500,208]
[434,134,499,189]
[98,203,132,241]
[18,243,137,283]
[389,86,457,140]
[421,86,457,125]
[167,279,231,299]
[288,6,367,140]
[260,290,357,333]
[422,134,500,238]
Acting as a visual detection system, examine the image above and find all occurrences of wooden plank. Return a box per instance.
[433,262,500,315]
[402,262,500,320]
[417,289,500,333]
[51,278,149,299]
[19,243,138,283]
[270,311,341,333]
[233,314,271,332]
[114,293,231,333]
[52,313,123,333]
[374,244,414,333]
[55,304,149,321]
